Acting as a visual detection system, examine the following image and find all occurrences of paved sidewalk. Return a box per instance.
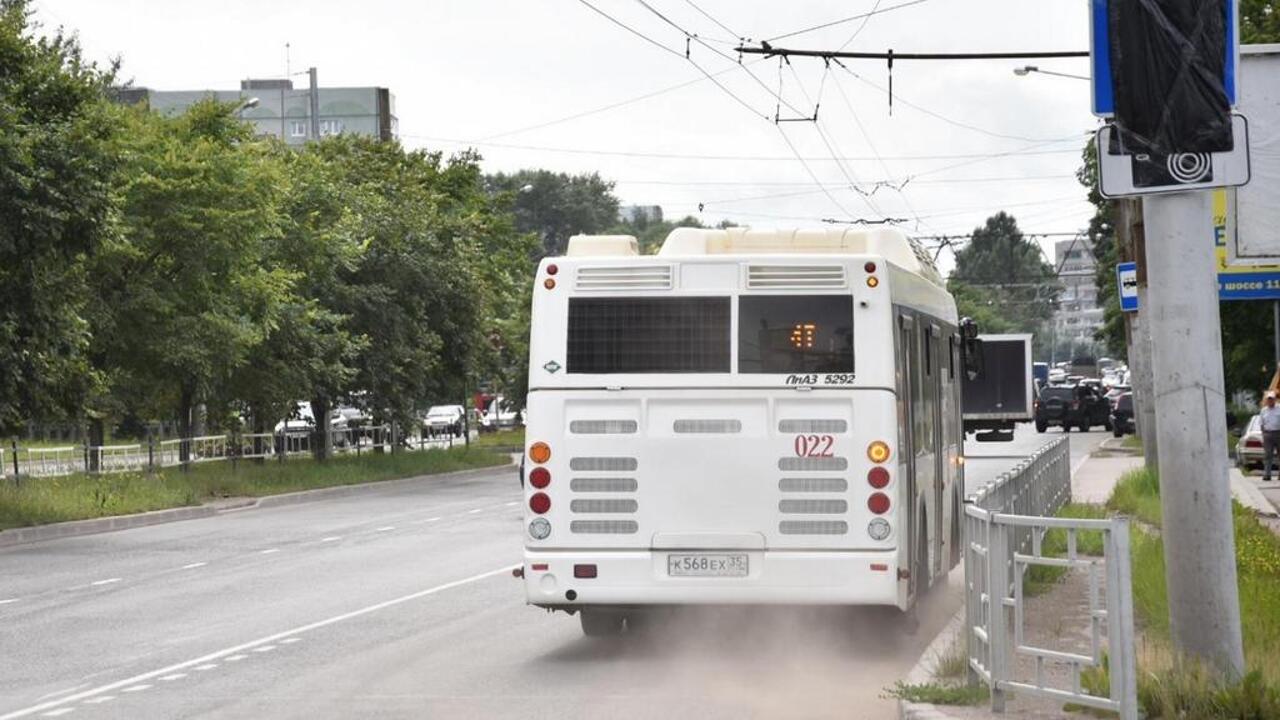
[1241,467,1280,517]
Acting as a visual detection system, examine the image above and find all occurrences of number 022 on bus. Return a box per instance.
[518,227,967,637]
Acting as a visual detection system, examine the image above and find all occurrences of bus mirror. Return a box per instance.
[959,319,983,380]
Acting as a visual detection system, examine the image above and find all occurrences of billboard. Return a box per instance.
[1226,47,1280,265]
[1215,189,1280,300]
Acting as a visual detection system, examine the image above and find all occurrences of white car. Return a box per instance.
[422,405,465,437]
[274,401,351,445]
[479,396,523,430]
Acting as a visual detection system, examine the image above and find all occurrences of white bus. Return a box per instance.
[520,227,966,636]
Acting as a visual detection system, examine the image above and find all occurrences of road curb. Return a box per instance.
[898,607,981,719]
[0,461,515,549]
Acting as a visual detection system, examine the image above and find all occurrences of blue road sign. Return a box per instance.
[1117,262,1139,312]
[1091,0,1239,117]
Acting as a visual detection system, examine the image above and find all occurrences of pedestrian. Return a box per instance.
[1262,393,1280,481]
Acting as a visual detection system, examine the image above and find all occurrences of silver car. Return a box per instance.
[1237,414,1267,473]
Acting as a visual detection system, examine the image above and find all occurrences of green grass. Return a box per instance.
[0,446,508,531]
[473,428,524,449]
[1122,434,1142,450]
[1023,502,1109,595]
[884,681,990,706]
[1104,465,1280,715]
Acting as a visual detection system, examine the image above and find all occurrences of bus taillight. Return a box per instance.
[530,492,551,514]
[868,467,890,489]
[868,492,891,515]
[529,467,551,489]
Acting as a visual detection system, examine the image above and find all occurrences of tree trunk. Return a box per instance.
[178,382,194,465]
[87,418,105,473]
[311,396,332,462]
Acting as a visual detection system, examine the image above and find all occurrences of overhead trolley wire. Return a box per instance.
[765,0,934,43]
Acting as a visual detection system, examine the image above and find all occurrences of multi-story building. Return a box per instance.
[1053,236,1104,358]
[112,77,397,145]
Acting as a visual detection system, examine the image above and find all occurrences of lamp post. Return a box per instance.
[234,97,261,116]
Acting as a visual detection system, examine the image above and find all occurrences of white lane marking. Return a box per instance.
[375,526,395,532]
[319,536,341,543]
[158,674,186,681]
[33,686,88,703]
[425,517,441,523]
[224,655,247,662]
[0,598,19,605]
[40,709,74,717]
[252,646,275,653]
[193,664,217,672]
[504,501,518,507]
[181,562,207,570]
[81,697,114,705]
[120,685,151,693]
[89,579,121,587]
[259,548,280,555]
[279,638,300,644]
[0,565,516,720]
[467,509,482,514]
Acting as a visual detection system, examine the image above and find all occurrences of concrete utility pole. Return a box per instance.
[1120,200,1158,468]
[1143,191,1244,677]
[308,67,320,140]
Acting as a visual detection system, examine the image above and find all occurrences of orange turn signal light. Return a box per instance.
[867,441,891,464]
[866,276,880,288]
[544,278,557,290]
[529,441,551,464]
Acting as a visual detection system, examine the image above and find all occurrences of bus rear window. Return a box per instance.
[567,297,730,374]
[739,295,854,373]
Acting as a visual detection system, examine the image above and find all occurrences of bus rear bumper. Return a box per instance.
[522,548,903,609]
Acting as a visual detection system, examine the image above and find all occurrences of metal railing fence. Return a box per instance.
[964,437,1137,720]
[1,424,475,482]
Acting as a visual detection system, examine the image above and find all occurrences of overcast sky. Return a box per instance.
[34,0,1101,273]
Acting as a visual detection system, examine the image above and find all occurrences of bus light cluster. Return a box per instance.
[866,440,892,541]
[528,441,553,540]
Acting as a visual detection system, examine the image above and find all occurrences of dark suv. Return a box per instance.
[1035,384,1111,433]
[1110,393,1134,437]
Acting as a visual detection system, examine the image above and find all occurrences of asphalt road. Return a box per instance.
[0,425,1105,720]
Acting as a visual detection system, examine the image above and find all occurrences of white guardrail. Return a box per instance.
[964,437,1137,719]
[0,424,475,481]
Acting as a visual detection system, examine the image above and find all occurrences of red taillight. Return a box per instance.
[546,263,559,276]
[864,261,877,273]
[529,467,551,489]
[868,492,891,515]
[870,563,889,572]
[531,563,549,571]
[868,467,890,489]
[1246,439,1263,448]
[529,492,551,514]
[573,564,597,579]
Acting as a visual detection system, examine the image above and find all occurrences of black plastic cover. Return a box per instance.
[961,338,1031,418]
[1108,0,1232,155]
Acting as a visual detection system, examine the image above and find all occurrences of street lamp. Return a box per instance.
[233,96,260,116]
[1013,66,1090,82]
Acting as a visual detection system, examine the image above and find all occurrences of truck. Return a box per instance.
[961,334,1035,442]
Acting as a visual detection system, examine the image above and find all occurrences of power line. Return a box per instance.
[400,133,1085,163]
[614,174,1077,186]
[681,0,741,42]
[739,46,1091,61]
[766,0,934,43]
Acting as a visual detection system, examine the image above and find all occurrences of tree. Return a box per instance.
[1077,137,1125,359]
[0,0,119,434]
[485,170,620,256]
[1242,0,1280,43]
[89,100,292,447]
[948,212,1061,356]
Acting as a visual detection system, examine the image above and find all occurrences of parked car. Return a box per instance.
[1035,384,1111,433]
[1104,384,1132,409]
[422,404,465,437]
[1110,393,1135,437]
[479,395,523,431]
[273,401,352,447]
[1237,414,1267,473]
[1048,367,1068,384]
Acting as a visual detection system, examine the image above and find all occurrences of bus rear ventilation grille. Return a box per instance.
[779,520,849,535]
[569,457,639,472]
[747,265,846,289]
[778,457,849,472]
[575,265,673,291]
[570,477,638,492]
[779,478,848,493]
[779,419,848,433]
[779,499,848,514]
[569,420,638,434]
[570,499,638,514]
[673,419,742,434]
[570,520,639,534]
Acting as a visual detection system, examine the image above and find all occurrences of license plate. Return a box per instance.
[667,553,749,577]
